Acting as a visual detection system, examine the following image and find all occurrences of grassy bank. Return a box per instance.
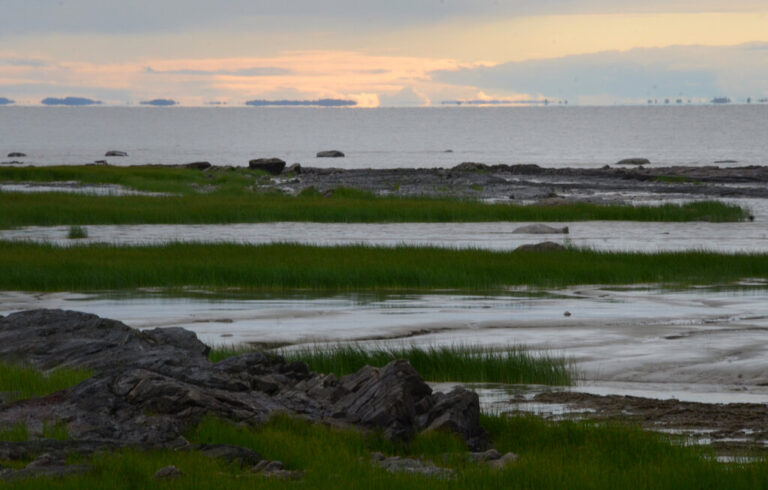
[0,164,258,194]
[0,361,92,402]
[1,241,767,291]
[211,344,575,386]
[0,191,749,228]
[6,415,768,489]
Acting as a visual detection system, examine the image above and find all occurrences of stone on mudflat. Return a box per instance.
[285,163,302,174]
[513,224,569,234]
[105,150,128,157]
[249,158,286,174]
[316,150,345,158]
[7,152,26,158]
[616,158,650,166]
[421,387,489,451]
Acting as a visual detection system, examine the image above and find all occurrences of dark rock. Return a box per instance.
[316,150,345,158]
[515,241,566,252]
[184,161,212,170]
[616,158,650,166]
[154,465,182,479]
[105,150,128,157]
[0,310,486,453]
[452,162,489,171]
[195,444,263,467]
[420,387,489,451]
[249,158,286,175]
[512,224,569,234]
[285,163,302,174]
[488,452,518,469]
[714,160,738,164]
[7,152,26,158]
[92,160,109,165]
[370,453,453,477]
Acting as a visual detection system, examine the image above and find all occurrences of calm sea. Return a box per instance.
[1,105,767,168]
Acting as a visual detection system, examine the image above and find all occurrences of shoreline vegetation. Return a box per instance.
[1,242,767,291]
[210,344,575,386]
[3,348,767,488]
[0,192,748,228]
[0,165,752,226]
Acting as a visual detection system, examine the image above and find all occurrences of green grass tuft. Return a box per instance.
[0,361,93,402]
[67,225,88,239]
[7,415,768,489]
[287,344,575,385]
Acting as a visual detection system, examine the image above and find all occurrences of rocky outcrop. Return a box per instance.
[0,310,488,459]
[105,150,128,157]
[512,224,569,234]
[249,158,286,175]
[316,150,345,158]
[452,162,490,171]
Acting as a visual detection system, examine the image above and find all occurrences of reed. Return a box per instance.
[209,344,575,386]
[1,241,767,291]
[0,192,749,228]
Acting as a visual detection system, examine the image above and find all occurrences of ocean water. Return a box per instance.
[2,105,768,168]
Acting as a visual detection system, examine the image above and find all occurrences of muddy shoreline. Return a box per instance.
[524,391,768,456]
[275,163,768,200]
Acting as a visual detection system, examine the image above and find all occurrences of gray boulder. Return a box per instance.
[316,150,345,158]
[249,158,286,174]
[6,152,25,158]
[512,224,569,234]
[105,150,128,157]
[616,158,650,166]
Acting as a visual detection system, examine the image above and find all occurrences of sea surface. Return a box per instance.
[2,105,768,168]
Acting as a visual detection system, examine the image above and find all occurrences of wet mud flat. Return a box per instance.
[526,391,768,457]
[279,164,768,200]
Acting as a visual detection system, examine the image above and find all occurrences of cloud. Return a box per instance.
[433,44,768,103]
[145,66,293,77]
[2,0,766,38]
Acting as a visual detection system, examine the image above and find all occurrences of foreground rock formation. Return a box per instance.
[0,310,488,471]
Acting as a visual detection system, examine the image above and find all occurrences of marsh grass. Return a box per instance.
[0,361,93,402]
[210,344,574,385]
[0,164,258,194]
[0,191,749,228]
[2,241,767,291]
[8,415,768,489]
[67,225,88,239]
[287,344,574,385]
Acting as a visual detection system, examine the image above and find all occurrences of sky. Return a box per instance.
[1,0,767,106]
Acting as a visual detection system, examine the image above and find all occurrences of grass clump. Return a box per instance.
[209,344,575,385]
[0,192,749,228]
[67,225,88,239]
[0,361,93,402]
[1,241,768,291]
[284,344,574,386]
[9,415,768,489]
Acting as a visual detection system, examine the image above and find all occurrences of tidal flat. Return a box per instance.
[3,162,768,486]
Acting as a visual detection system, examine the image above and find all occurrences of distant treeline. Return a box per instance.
[0,97,14,105]
[245,98,357,107]
[41,97,102,106]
